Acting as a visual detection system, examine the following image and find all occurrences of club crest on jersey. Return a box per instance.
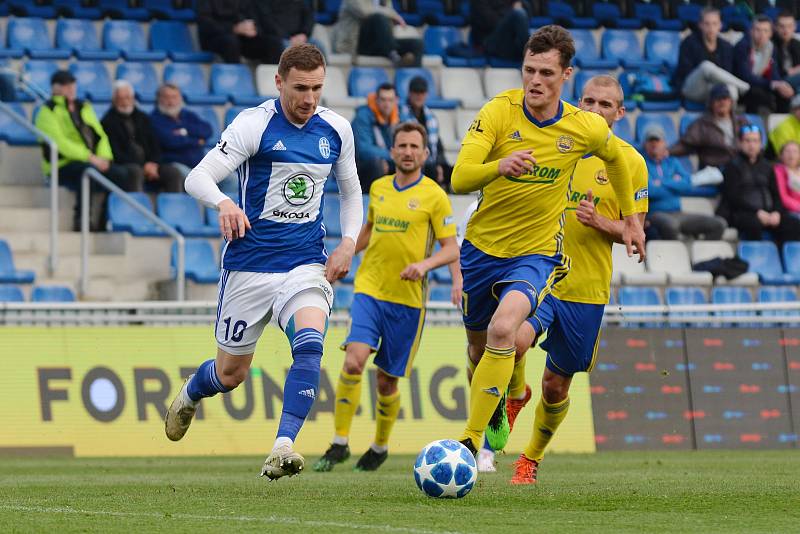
[319,137,330,159]
[407,198,420,210]
[595,169,609,185]
[556,135,574,153]
[283,173,315,206]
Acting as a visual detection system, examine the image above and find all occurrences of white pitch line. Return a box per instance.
[1,504,464,534]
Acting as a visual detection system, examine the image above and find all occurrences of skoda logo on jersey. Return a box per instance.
[319,137,330,159]
[283,173,315,206]
[556,135,574,153]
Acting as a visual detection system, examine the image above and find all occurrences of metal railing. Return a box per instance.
[80,167,186,301]
[0,100,59,276]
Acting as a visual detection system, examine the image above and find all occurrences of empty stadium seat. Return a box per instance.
[611,243,667,285]
[546,1,597,28]
[424,26,484,68]
[644,30,681,69]
[150,21,212,63]
[618,286,663,326]
[254,64,279,97]
[323,195,342,237]
[186,106,220,147]
[0,103,38,145]
[56,18,117,60]
[783,242,800,279]
[573,70,608,102]
[665,286,707,325]
[107,192,167,236]
[53,0,104,19]
[759,285,799,324]
[210,64,263,106]
[439,67,484,109]
[101,0,150,20]
[8,17,70,59]
[163,63,226,105]
[429,285,452,302]
[636,113,678,145]
[711,286,755,326]
[224,106,245,127]
[0,284,24,302]
[157,193,220,238]
[348,67,390,97]
[738,241,800,285]
[21,60,59,97]
[483,68,520,98]
[145,0,195,21]
[634,2,683,30]
[69,61,113,102]
[689,240,758,286]
[593,2,641,29]
[116,62,159,103]
[333,285,354,310]
[646,240,713,286]
[721,3,750,31]
[571,29,617,70]
[341,255,361,284]
[395,67,458,109]
[9,0,58,18]
[0,25,23,58]
[172,240,220,284]
[601,30,660,70]
[679,111,701,135]
[31,285,76,302]
[676,3,703,29]
[321,65,361,107]
[103,20,167,61]
[0,239,35,284]
[612,116,634,145]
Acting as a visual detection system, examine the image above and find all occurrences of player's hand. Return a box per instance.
[498,150,536,178]
[450,279,463,309]
[622,215,646,263]
[400,262,427,281]
[217,198,251,241]
[325,238,355,283]
[575,189,598,228]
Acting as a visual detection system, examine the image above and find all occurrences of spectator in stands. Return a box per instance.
[250,0,316,53]
[400,76,451,190]
[718,124,800,244]
[352,83,401,191]
[734,15,795,114]
[774,140,800,219]
[670,84,748,170]
[672,7,750,105]
[470,0,533,61]
[643,124,727,240]
[196,0,283,64]
[773,11,800,93]
[769,94,800,156]
[331,0,423,66]
[149,84,213,179]
[35,70,142,230]
[101,81,184,194]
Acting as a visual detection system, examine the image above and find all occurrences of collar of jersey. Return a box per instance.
[581,152,593,159]
[274,98,316,128]
[393,171,423,191]
[522,100,563,128]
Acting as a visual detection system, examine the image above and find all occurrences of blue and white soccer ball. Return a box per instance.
[413,439,477,498]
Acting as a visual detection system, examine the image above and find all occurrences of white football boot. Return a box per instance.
[260,444,305,480]
[477,448,497,473]
[164,375,199,441]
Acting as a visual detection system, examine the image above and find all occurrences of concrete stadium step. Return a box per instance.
[1,231,127,256]
[0,144,43,186]
[0,207,72,232]
[14,252,130,280]
[0,185,76,209]
[83,276,156,301]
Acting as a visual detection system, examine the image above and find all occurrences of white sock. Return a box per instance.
[370,443,387,454]
[180,382,199,407]
[273,436,293,451]
[332,435,348,446]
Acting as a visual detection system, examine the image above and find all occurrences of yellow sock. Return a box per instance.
[509,353,527,399]
[374,390,401,448]
[333,371,362,440]
[524,396,570,461]
[460,345,515,448]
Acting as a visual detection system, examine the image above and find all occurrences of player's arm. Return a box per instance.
[448,260,463,308]
[355,221,372,254]
[185,109,262,240]
[575,190,646,244]
[400,236,459,281]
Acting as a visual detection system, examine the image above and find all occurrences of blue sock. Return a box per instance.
[277,328,324,441]
[186,359,231,402]
[482,435,493,452]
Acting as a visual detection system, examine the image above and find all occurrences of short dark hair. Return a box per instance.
[393,121,428,147]
[376,82,396,95]
[277,43,326,79]
[776,10,795,21]
[753,14,772,26]
[524,25,575,69]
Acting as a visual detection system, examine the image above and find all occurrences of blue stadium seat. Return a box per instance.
[738,241,800,285]
[323,237,339,256]
[204,206,220,235]
[31,285,76,302]
[634,2,683,30]
[107,192,167,236]
[676,3,703,29]
[0,239,35,284]
[163,63,226,105]
[21,60,59,98]
[546,1,597,29]
[324,176,339,193]
[56,18,118,60]
[636,113,678,145]
[145,0,196,21]
[783,242,800,279]
[429,285,452,302]
[103,20,167,61]
[711,286,755,326]
[721,4,750,32]
[348,67,390,97]
[53,0,104,19]
[333,285,354,310]
[423,26,461,57]
[644,30,681,69]
[224,106,246,127]
[185,106,220,147]
[618,70,679,111]
[571,29,617,70]
[758,286,799,324]
[395,67,458,109]
[612,116,634,145]
[210,64,263,106]
[150,20,213,62]
[8,17,70,59]
[323,195,342,237]
[618,286,663,326]
[116,62,159,103]
[9,1,58,18]
[341,255,361,284]
[0,284,25,302]
[572,70,608,102]
[601,30,661,70]
[665,286,707,326]
[0,24,24,58]
[101,0,150,20]
[157,193,220,238]
[419,0,464,26]
[69,61,112,102]
[172,239,220,284]
[431,265,452,283]
[593,2,641,29]
[0,103,38,145]
[679,112,701,135]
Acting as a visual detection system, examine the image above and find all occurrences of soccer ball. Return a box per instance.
[413,439,477,498]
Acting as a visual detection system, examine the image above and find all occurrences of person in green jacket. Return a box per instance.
[34,70,142,230]
[769,94,800,156]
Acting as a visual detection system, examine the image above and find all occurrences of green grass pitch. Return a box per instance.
[1,451,798,533]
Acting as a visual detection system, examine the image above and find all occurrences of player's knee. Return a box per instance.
[541,375,569,403]
[343,350,367,375]
[376,372,398,396]
[487,316,517,344]
[218,366,248,389]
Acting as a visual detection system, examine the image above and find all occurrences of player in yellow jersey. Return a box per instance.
[451,25,646,456]
[506,75,649,484]
[313,122,459,472]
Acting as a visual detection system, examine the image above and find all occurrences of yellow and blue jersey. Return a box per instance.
[354,174,456,309]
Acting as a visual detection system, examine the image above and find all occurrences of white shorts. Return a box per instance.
[215,263,333,356]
